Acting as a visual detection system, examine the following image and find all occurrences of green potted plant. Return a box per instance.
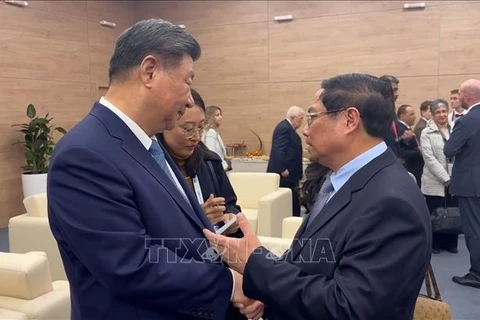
[12,103,67,197]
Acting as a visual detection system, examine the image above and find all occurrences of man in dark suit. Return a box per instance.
[414,100,432,138]
[205,74,432,319]
[397,104,424,186]
[267,106,305,216]
[379,75,402,157]
[47,19,259,319]
[444,79,480,289]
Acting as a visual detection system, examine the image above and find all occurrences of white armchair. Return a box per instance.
[0,251,70,320]
[282,217,303,239]
[228,172,292,237]
[8,193,66,281]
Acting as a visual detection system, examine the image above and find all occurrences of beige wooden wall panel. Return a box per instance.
[395,77,438,114]
[194,84,270,154]
[0,78,91,227]
[0,1,137,227]
[0,3,87,42]
[439,2,480,75]
[438,75,480,101]
[189,23,269,85]
[268,1,356,20]
[27,1,87,20]
[269,8,440,82]
[136,1,268,28]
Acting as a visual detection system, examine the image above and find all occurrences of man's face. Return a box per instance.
[303,94,344,165]
[150,55,195,132]
[291,113,305,130]
[422,107,432,120]
[391,83,399,102]
[401,106,416,127]
[450,93,460,111]
[459,89,470,110]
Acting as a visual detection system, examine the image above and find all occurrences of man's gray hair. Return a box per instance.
[108,19,201,84]
[430,99,449,114]
[286,106,304,119]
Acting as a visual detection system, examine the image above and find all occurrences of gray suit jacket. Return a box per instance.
[414,118,427,140]
[444,104,480,197]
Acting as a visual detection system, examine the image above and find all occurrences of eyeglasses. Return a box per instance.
[306,108,347,127]
[181,124,205,139]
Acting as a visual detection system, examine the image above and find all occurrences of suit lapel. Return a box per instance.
[90,104,207,231]
[288,149,398,261]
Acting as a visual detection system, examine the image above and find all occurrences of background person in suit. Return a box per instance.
[158,88,242,237]
[448,89,467,127]
[445,79,480,289]
[414,100,432,138]
[47,19,260,319]
[420,99,458,254]
[397,104,424,186]
[205,73,431,320]
[379,74,402,157]
[267,106,305,216]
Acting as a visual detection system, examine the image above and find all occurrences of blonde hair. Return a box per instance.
[205,105,222,130]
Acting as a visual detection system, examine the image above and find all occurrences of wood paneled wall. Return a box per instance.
[2,1,480,227]
[0,1,137,227]
[136,0,480,156]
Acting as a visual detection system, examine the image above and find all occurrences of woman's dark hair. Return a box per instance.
[158,88,209,177]
[301,162,331,213]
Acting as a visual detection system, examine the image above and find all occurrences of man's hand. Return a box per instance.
[201,194,225,225]
[231,270,264,320]
[203,213,261,274]
[281,169,290,177]
[224,213,240,235]
[402,130,415,141]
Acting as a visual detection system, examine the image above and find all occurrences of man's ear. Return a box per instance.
[140,55,162,88]
[345,108,361,131]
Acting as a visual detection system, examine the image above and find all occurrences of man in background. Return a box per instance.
[445,79,480,289]
[397,104,424,186]
[448,89,467,127]
[267,106,304,216]
[414,100,432,138]
[380,74,402,157]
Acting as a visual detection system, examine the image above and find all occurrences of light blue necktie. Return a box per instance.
[306,175,335,228]
[149,139,176,185]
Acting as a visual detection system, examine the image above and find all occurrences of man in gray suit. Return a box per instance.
[445,79,480,289]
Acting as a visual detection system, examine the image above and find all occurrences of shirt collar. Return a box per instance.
[398,120,410,129]
[99,97,153,150]
[329,142,387,193]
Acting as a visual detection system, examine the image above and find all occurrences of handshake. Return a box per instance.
[231,269,264,320]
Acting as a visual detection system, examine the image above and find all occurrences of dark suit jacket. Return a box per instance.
[48,103,233,320]
[384,120,401,157]
[198,150,241,215]
[267,119,303,185]
[243,149,431,320]
[444,104,480,197]
[414,118,427,138]
[397,122,424,185]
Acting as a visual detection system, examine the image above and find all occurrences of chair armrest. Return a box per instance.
[282,217,304,239]
[257,236,293,258]
[8,215,67,281]
[256,188,292,237]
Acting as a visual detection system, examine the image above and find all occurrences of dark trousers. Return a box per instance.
[425,195,458,250]
[458,197,480,278]
[280,178,300,217]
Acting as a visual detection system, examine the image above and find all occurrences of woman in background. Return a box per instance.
[420,99,458,254]
[202,105,230,170]
[158,90,240,236]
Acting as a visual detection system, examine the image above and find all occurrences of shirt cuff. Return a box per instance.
[229,268,235,301]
